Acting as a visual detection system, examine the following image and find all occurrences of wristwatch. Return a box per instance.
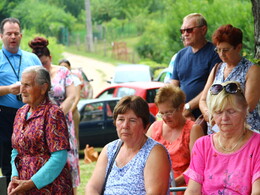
[184,103,191,111]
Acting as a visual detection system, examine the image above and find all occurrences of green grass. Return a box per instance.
[77,159,96,195]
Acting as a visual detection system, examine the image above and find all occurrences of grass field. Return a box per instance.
[77,159,96,195]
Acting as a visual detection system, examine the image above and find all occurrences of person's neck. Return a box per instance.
[3,47,19,54]
[226,55,242,67]
[191,39,207,53]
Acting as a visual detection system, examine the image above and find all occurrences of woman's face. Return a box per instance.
[21,72,46,108]
[213,104,246,133]
[115,109,146,142]
[157,100,182,128]
[39,55,52,69]
[216,42,241,64]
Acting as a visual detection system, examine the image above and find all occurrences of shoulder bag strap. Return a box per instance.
[212,62,222,82]
[101,140,123,195]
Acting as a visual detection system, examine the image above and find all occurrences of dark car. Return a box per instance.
[77,98,155,149]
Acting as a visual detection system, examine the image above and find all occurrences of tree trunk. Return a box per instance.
[251,0,260,61]
[85,0,94,52]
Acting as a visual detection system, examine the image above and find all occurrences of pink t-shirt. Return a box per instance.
[184,132,260,194]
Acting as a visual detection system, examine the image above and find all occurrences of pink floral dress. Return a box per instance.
[12,98,73,194]
[50,66,80,187]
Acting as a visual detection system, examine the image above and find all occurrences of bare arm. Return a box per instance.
[85,145,108,195]
[171,79,180,87]
[60,84,75,115]
[71,85,81,113]
[245,65,260,112]
[252,179,260,195]
[184,179,202,195]
[144,144,171,195]
[199,68,216,122]
[189,124,204,152]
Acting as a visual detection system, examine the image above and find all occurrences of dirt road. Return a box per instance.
[62,52,115,97]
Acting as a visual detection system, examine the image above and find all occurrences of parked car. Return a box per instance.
[77,97,155,148]
[154,67,171,83]
[107,64,153,84]
[71,68,94,99]
[95,81,164,116]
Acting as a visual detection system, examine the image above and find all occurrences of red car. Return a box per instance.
[95,81,164,116]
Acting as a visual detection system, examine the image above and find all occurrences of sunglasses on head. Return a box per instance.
[180,25,203,34]
[210,82,242,95]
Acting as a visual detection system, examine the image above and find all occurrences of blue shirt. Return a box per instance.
[0,47,42,108]
[172,42,221,117]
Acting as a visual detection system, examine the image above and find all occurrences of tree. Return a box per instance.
[85,0,94,52]
[251,0,260,61]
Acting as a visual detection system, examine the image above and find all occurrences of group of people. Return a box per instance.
[0,18,81,194]
[0,11,259,195]
[86,13,259,195]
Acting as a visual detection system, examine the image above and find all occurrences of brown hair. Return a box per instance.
[0,18,21,34]
[212,24,242,47]
[28,37,50,58]
[113,95,150,129]
[155,84,186,109]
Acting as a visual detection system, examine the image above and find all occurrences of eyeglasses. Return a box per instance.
[180,25,203,34]
[214,47,233,54]
[210,83,242,95]
[156,109,177,118]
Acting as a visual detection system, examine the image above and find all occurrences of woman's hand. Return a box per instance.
[8,178,35,195]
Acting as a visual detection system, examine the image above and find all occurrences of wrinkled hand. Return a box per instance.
[9,83,21,95]
[8,178,35,195]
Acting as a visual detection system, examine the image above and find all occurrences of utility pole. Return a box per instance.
[85,0,94,52]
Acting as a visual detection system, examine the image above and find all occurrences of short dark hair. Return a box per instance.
[59,59,71,67]
[113,95,150,129]
[0,18,21,34]
[212,24,243,47]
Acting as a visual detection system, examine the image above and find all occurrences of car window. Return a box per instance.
[146,88,159,103]
[81,102,104,122]
[98,88,115,99]
[106,100,118,119]
[116,87,136,97]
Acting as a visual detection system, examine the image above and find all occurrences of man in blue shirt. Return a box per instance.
[0,18,42,185]
[171,13,221,119]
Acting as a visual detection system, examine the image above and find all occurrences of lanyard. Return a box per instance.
[2,51,22,81]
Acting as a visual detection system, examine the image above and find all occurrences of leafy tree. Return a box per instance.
[11,0,76,38]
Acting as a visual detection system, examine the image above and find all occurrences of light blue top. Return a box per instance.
[213,57,260,131]
[104,137,171,195]
[11,148,67,189]
[0,47,42,108]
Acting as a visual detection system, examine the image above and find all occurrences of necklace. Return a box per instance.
[217,131,246,152]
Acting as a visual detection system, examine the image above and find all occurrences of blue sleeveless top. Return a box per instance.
[104,137,170,195]
[213,57,260,131]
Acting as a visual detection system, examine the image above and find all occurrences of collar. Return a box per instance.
[2,46,22,57]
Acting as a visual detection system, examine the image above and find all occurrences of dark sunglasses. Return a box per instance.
[180,25,203,34]
[210,83,242,95]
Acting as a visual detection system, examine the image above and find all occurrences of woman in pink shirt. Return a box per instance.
[184,81,260,194]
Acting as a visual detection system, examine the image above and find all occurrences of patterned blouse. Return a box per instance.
[213,58,260,131]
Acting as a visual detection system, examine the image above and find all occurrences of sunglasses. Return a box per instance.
[180,25,203,34]
[210,83,242,95]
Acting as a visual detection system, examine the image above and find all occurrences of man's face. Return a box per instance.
[0,22,22,53]
[180,17,205,47]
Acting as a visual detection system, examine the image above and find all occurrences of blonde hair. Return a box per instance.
[207,81,248,127]
[155,84,185,109]
[183,13,207,27]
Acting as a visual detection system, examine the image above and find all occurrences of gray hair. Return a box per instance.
[22,66,51,94]
[0,18,21,34]
[183,13,207,27]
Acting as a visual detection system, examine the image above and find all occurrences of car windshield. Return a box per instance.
[114,71,151,83]
[116,87,136,97]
